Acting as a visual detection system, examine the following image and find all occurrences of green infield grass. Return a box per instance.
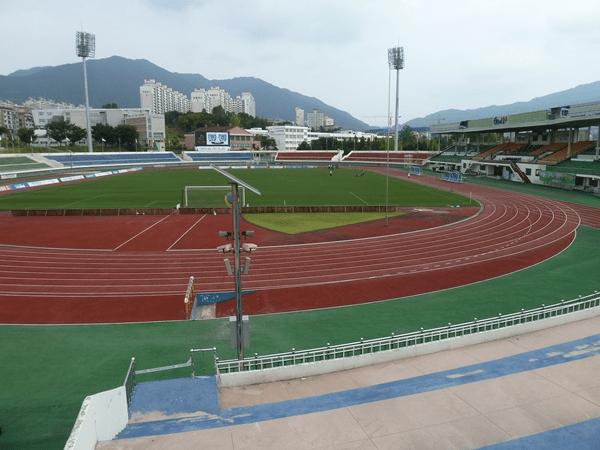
[0,167,472,210]
[244,211,404,234]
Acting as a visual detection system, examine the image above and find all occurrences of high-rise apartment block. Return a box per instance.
[140,80,256,117]
[140,79,190,114]
[295,106,305,126]
[190,87,255,117]
[306,108,334,129]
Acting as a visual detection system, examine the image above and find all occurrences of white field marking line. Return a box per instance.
[348,191,369,205]
[145,200,158,207]
[61,194,108,207]
[113,215,172,251]
[167,215,207,251]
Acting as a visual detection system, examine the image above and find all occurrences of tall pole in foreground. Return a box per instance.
[211,165,261,370]
[388,47,405,153]
[76,31,95,153]
[231,182,244,364]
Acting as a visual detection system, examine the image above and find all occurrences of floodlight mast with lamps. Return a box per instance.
[388,46,404,153]
[76,31,95,153]
[387,46,404,226]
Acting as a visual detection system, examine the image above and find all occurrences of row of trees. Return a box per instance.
[296,126,455,153]
[165,107,271,133]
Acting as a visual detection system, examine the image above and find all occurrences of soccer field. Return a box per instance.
[0,167,471,210]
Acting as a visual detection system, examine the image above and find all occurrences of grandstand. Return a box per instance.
[274,150,341,162]
[183,151,253,164]
[44,151,182,168]
[343,150,434,165]
[0,155,52,173]
[429,100,600,191]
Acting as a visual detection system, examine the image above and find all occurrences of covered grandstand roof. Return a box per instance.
[431,101,600,135]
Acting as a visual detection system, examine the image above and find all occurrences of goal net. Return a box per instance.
[182,186,246,208]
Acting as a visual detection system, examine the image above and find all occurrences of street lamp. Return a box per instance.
[211,165,262,369]
[76,31,95,154]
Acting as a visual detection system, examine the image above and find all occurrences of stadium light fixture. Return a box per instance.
[388,46,404,153]
[76,31,95,154]
[387,46,404,226]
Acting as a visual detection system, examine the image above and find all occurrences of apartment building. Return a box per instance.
[140,79,190,114]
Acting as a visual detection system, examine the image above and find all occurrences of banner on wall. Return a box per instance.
[539,170,576,187]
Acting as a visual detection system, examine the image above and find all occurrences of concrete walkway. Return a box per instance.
[98,316,600,449]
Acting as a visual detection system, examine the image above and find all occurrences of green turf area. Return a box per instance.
[0,167,471,210]
[243,211,403,234]
[2,225,599,449]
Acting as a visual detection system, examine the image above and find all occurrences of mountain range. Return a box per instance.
[0,56,369,130]
[2,56,600,132]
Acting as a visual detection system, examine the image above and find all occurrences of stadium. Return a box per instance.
[1,115,600,449]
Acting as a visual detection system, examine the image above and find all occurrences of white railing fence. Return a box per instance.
[216,291,600,374]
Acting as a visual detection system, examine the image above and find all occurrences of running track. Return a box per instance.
[0,170,596,324]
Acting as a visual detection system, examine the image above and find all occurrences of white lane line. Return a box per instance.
[113,215,172,251]
[167,215,207,251]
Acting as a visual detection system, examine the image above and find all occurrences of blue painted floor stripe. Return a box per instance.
[117,334,600,440]
[479,416,600,450]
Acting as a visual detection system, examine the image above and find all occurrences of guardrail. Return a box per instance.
[123,357,136,405]
[216,291,600,374]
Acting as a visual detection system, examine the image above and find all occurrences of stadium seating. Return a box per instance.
[275,151,340,162]
[342,151,433,164]
[185,152,253,162]
[0,156,52,173]
[472,142,525,160]
[538,141,595,165]
[45,152,182,167]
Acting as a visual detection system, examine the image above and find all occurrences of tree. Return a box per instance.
[102,103,119,109]
[255,135,277,150]
[92,123,116,146]
[67,125,87,144]
[115,125,139,150]
[45,121,71,144]
[296,141,311,150]
[18,128,36,145]
[399,125,416,150]
[164,111,182,128]
[211,106,229,126]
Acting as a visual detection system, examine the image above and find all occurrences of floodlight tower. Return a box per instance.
[388,46,404,152]
[76,31,95,153]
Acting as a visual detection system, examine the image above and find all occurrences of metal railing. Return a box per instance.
[191,348,217,377]
[216,291,600,374]
[123,357,136,405]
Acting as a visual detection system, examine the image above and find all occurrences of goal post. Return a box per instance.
[182,185,246,208]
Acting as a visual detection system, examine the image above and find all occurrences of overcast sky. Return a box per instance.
[2,0,600,126]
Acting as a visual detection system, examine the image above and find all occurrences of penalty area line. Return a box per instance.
[349,191,369,205]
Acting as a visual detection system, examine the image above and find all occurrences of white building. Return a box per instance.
[295,106,305,126]
[140,79,190,114]
[232,92,256,117]
[31,107,165,149]
[307,109,324,129]
[267,125,309,151]
[191,86,256,117]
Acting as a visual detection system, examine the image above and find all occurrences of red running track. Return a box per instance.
[0,170,586,324]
